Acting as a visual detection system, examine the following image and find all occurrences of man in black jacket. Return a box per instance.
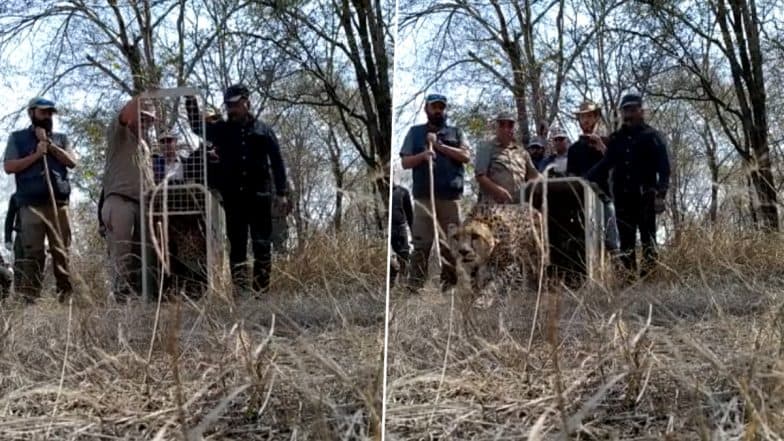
[185,85,289,295]
[586,94,670,279]
[389,182,414,288]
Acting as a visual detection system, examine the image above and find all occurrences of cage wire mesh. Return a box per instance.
[137,87,226,300]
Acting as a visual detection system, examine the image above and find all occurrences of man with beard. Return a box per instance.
[3,97,77,303]
[475,111,540,205]
[400,93,471,292]
[185,84,289,296]
[566,101,620,257]
[586,94,670,280]
[100,95,157,303]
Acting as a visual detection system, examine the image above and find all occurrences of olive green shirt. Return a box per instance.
[475,138,539,204]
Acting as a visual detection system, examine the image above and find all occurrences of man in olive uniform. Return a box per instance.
[474,111,540,204]
[586,94,670,279]
[400,93,471,292]
[101,95,157,302]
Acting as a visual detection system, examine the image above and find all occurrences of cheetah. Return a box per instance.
[449,203,545,304]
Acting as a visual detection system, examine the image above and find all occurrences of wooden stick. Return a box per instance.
[36,133,66,260]
[426,132,441,270]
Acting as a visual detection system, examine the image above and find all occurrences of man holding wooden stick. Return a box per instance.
[3,97,77,303]
[400,93,470,293]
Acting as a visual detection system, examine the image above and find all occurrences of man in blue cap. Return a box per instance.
[3,97,77,303]
[586,93,670,280]
[185,84,289,296]
[400,93,471,292]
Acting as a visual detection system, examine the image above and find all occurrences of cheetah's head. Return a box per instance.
[449,219,497,270]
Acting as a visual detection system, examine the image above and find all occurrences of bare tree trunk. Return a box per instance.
[333,172,343,234]
[669,159,681,240]
[746,173,759,227]
[702,123,720,224]
[714,0,778,231]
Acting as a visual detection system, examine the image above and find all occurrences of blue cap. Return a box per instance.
[425,93,447,105]
[27,97,57,112]
[620,93,642,108]
[528,136,546,148]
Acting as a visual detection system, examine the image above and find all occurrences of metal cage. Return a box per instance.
[521,177,606,284]
[137,87,226,300]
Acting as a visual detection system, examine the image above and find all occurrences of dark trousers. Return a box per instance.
[389,226,410,288]
[15,204,72,302]
[224,194,272,293]
[615,193,657,276]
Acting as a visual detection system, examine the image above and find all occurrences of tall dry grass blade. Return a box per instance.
[44,295,73,439]
[426,285,456,430]
[187,384,250,440]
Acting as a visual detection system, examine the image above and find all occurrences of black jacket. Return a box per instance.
[186,103,287,200]
[567,137,611,199]
[586,123,670,200]
[4,194,18,244]
[391,184,413,231]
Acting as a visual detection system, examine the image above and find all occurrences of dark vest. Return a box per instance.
[12,128,71,206]
[408,124,466,200]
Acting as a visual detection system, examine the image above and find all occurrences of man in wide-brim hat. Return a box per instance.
[566,100,620,259]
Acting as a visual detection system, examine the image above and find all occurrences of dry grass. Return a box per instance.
[385,224,784,440]
[0,232,386,440]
